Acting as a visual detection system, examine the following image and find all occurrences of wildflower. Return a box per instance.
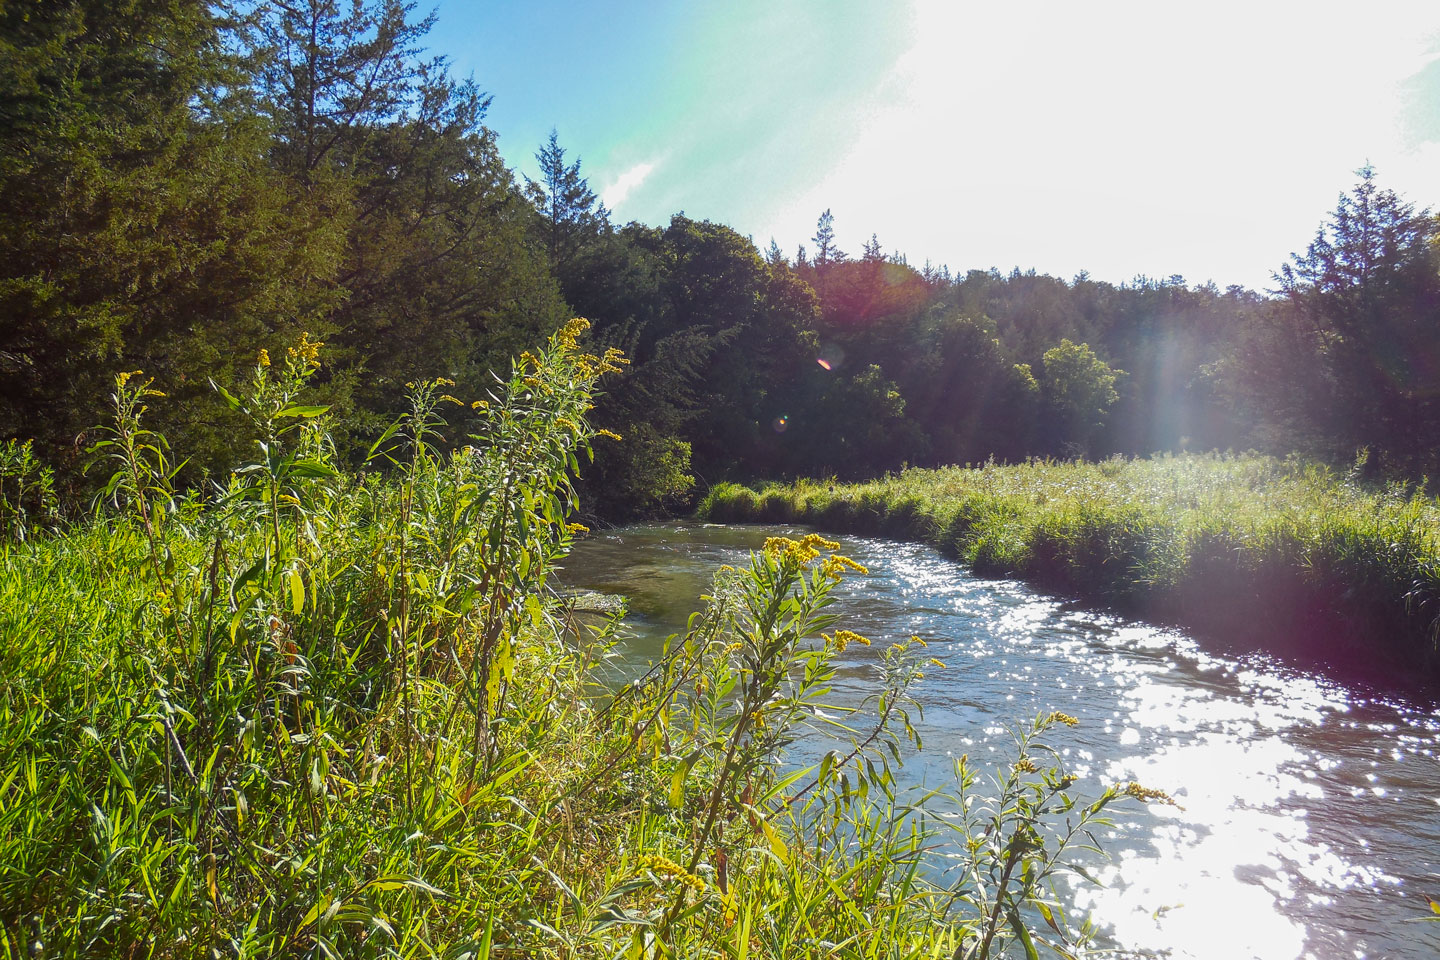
[819,554,868,579]
[556,416,580,432]
[257,349,271,368]
[439,394,463,406]
[595,428,624,441]
[1122,782,1179,806]
[1015,757,1039,774]
[638,854,706,892]
[927,657,947,669]
[1047,711,1080,727]
[286,332,323,368]
[825,629,873,654]
[558,317,591,344]
[566,522,590,535]
[472,400,489,410]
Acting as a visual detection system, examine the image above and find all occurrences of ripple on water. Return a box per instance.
[562,524,1440,960]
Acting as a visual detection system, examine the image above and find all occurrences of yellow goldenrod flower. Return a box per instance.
[1014,757,1039,773]
[1122,782,1179,806]
[820,554,868,579]
[595,428,624,441]
[257,349,271,368]
[285,332,323,368]
[1047,711,1080,727]
[566,522,590,535]
[638,854,706,892]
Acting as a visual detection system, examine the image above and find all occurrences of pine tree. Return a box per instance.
[811,209,845,269]
[529,130,606,282]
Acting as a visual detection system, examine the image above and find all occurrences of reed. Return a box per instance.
[0,332,1149,958]
[699,456,1440,678]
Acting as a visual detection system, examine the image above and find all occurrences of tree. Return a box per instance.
[1273,166,1440,464]
[528,129,607,283]
[811,209,845,270]
[0,0,333,477]
[1038,340,1122,455]
[251,0,567,440]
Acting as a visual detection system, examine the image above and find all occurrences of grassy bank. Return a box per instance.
[0,329,1156,958]
[698,456,1440,680]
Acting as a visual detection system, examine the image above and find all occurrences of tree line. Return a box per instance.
[4,0,1438,518]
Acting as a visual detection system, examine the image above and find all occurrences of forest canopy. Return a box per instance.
[3,0,1438,518]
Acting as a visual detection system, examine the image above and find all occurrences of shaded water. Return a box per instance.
[561,524,1440,960]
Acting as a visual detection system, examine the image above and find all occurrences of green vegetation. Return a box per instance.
[699,455,1440,676]
[0,332,1165,957]
[6,1,1440,519]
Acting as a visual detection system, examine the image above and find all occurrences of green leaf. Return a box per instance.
[1009,909,1040,960]
[276,404,332,418]
[210,380,242,411]
[289,568,305,614]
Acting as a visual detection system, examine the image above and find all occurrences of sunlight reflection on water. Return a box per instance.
[563,524,1440,960]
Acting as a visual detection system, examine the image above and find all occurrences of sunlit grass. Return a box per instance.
[699,455,1440,671]
[0,332,1147,958]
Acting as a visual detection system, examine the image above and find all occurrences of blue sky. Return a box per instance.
[433,1,1440,290]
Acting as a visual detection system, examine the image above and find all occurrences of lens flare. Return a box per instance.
[771,415,789,433]
[816,358,832,370]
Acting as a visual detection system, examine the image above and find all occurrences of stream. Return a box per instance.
[561,523,1440,960]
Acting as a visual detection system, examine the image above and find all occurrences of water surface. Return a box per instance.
[562,523,1440,960]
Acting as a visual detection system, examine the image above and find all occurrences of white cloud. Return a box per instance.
[601,160,658,212]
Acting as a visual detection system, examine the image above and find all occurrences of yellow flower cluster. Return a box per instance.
[1122,782,1178,806]
[763,533,841,568]
[439,394,463,406]
[1014,757,1039,774]
[566,522,590,535]
[574,345,629,379]
[638,854,706,892]
[472,400,489,411]
[256,349,271,368]
[557,317,591,344]
[556,416,579,432]
[825,629,873,653]
[819,554,868,579]
[287,332,323,369]
[1047,711,1080,727]
[595,428,624,441]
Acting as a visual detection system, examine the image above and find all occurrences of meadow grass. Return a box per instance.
[0,330,1153,958]
[698,455,1440,679]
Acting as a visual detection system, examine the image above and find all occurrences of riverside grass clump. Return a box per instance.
[699,457,1440,675]
[0,327,1155,959]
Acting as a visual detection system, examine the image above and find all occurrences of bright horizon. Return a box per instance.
[436,0,1440,291]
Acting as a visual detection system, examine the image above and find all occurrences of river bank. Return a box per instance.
[697,454,1440,685]
[563,523,1440,960]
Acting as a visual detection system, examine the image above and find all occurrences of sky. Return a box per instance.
[433,0,1440,291]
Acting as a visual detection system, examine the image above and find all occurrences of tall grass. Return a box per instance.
[0,330,1159,958]
[699,456,1440,678]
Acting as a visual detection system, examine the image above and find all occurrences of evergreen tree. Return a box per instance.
[811,208,845,269]
[1273,166,1440,464]
[0,0,333,477]
[528,129,607,283]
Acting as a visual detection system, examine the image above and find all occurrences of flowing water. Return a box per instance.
[561,523,1440,960]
